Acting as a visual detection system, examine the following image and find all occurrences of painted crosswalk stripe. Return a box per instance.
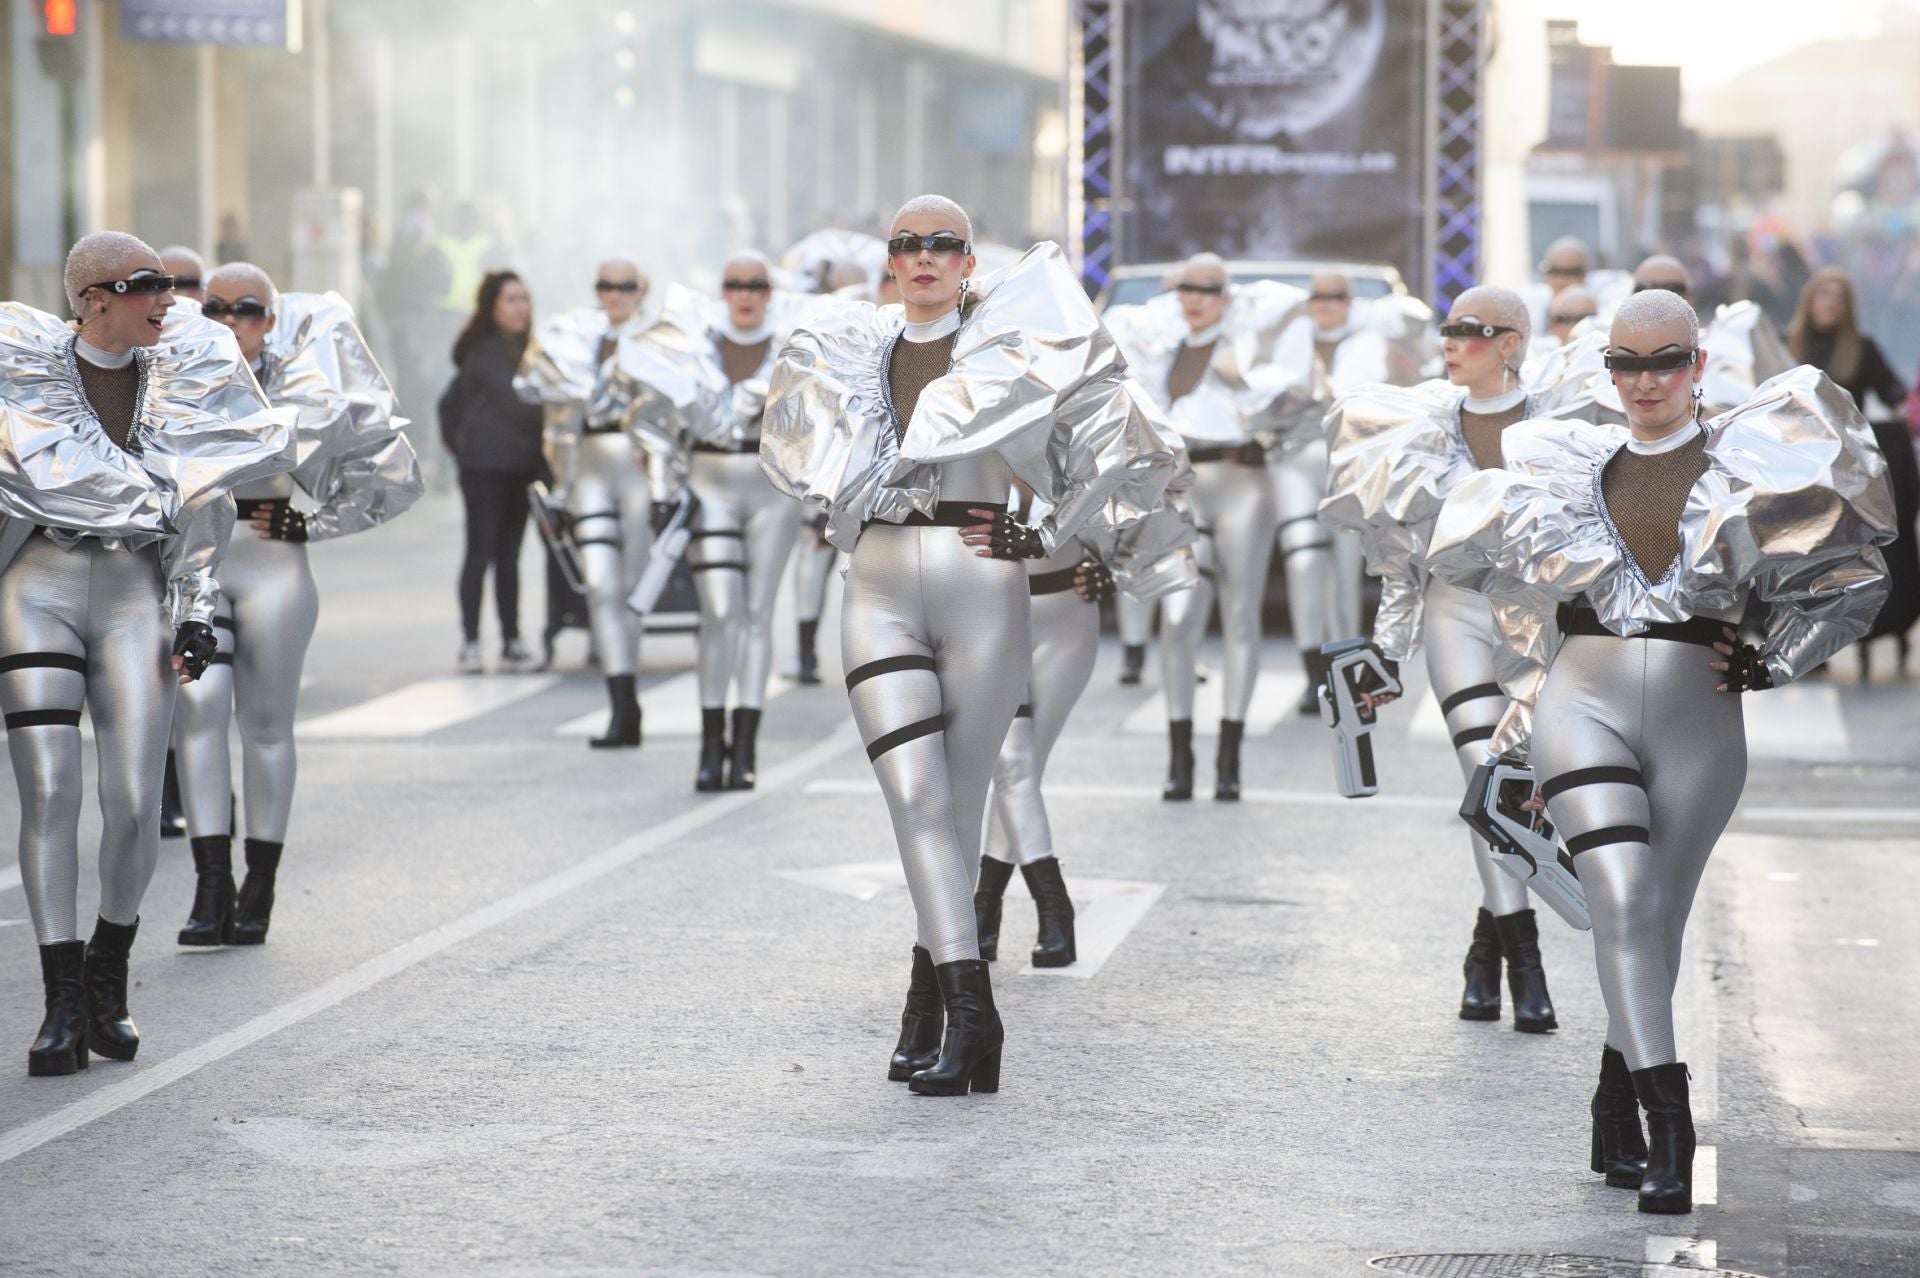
[1120,671,1304,738]
[298,675,560,739]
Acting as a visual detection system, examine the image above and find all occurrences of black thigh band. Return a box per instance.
[210,653,235,667]
[691,440,758,454]
[1440,683,1505,716]
[573,536,622,549]
[1561,607,1725,649]
[1188,442,1266,466]
[582,422,624,435]
[1014,703,1033,718]
[0,652,87,675]
[862,501,1006,531]
[845,654,936,690]
[213,615,235,632]
[1451,724,1496,749]
[1541,766,1646,801]
[688,529,743,540]
[1277,514,1322,531]
[1029,566,1078,596]
[1282,539,1334,558]
[866,714,945,761]
[1566,825,1652,855]
[689,561,745,573]
[5,709,82,729]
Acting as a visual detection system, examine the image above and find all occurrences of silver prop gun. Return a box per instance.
[627,489,700,615]
[1318,639,1402,798]
[526,480,585,595]
[1459,760,1592,931]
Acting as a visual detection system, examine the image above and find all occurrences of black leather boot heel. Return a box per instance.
[1215,718,1245,800]
[796,620,821,685]
[1021,857,1076,968]
[1162,719,1194,801]
[1592,1045,1649,1188]
[27,942,89,1077]
[231,839,282,945]
[726,707,761,789]
[84,917,140,1061]
[1494,908,1557,1032]
[179,834,235,946]
[1459,908,1503,1021]
[887,946,943,1081]
[695,707,728,791]
[590,674,642,749]
[1632,1062,1695,1214]
[909,960,1003,1096]
[973,857,1013,962]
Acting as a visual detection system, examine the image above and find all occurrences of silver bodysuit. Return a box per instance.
[1159,451,1277,721]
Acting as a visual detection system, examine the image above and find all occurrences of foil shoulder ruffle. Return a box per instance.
[601,285,733,453]
[516,307,611,409]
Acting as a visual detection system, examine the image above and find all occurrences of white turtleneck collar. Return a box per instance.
[722,320,773,346]
[75,336,135,370]
[902,308,962,343]
[1313,320,1357,343]
[1627,418,1703,456]
[1463,385,1526,414]
[1185,322,1223,347]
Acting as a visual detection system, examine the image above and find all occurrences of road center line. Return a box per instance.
[0,724,863,1168]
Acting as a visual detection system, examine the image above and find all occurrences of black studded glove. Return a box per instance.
[262,505,309,542]
[172,621,219,681]
[1723,642,1775,693]
[986,513,1045,561]
[1074,558,1116,603]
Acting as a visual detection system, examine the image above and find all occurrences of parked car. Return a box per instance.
[1095,259,1409,312]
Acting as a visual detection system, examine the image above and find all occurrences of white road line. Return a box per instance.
[297,675,560,739]
[1736,806,1920,826]
[554,673,798,738]
[803,778,1458,811]
[0,724,863,1169]
[1646,1235,1718,1272]
[1696,1144,1718,1206]
[0,865,19,894]
[1120,672,1303,738]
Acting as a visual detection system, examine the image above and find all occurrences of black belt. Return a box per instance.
[692,440,759,454]
[1188,442,1266,466]
[861,502,1005,531]
[234,497,289,521]
[583,422,624,435]
[1029,565,1080,596]
[1560,605,1726,649]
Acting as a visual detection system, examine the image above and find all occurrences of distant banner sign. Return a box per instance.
[1121,0,1426,288]
[121,0,297,49]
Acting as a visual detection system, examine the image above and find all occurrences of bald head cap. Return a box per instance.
[64,230,161,316]
[1451,284,1531,346]
[207,261,278,307]
[891,194,973,243]
[1611,287,1700,350]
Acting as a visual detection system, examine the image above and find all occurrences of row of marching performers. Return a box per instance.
[2,233,422,1077]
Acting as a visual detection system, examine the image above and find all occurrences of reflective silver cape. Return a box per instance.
[0,302,298,624]
[761,242,1179,556]
[259,291,422,540]
[1427,365,1895,689]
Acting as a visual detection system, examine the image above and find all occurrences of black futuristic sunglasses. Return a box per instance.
[594,279,641,293]
[886,234,971,257]
[1635,281,1690,297]
[1308,291,1350,302]
[1175,282,1226,296]
[1549,312,1593,326]
[172,276,203,293]
[1439,319,1516,339]
[201,299,271,320]
[1603,349,1698,374]
[722,278,772,293]
[83,273,177,297]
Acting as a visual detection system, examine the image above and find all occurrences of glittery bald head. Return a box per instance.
[1611,288,1699,352]
[64,231,161,315]
[890,194,973,242]
[1634,254,1692,294]
[1449,285,1531,346]
[207,261,277,306]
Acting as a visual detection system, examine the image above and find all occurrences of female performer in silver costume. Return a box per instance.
[762,196,1175,1096]
[1322,285,1609,1033]
[172,265,422,947]
[606,253,800,790]
[0,232,294,1075]
[1428,289,1893,1214]
[516,258,657,748]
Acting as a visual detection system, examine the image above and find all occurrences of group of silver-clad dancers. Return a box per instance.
[2,205,1896,1222]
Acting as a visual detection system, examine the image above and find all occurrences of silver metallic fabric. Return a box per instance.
[256,291,423,541]
[1426,366,1895,686]
[596,285,730,456]
[780,229,887,292]
[1271,439,1362,653]
[761,242,1179,556]
[1159,457,1277,722]
[573,434,652,679]
[687,452,800,709]
[0,303,298,625]
[1700,301,1794,410]
[515,306,613,411]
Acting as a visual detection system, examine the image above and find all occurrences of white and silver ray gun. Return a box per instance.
[1318,639,1401,798]
[526,480,585,594]
[627,489,701,615]
[1459,759,1592,931]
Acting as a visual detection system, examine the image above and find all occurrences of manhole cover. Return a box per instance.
[1368,1256,1771,1278]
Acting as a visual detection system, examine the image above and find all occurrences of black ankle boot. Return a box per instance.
[1021,857,1076,968]
[908,960,1003,1096]
[179,834,235,946]
[695,707,728,791]
[1215,718,1245,801]
[1494,908,1557,1032]
[1460,908,1503,1021]
[887,946,943,1081]
[231,839,282,946]
[1162,719,1194,801]
[1120,643,1146,685]
[84,917,140,1061]
[1296,650,1329,716]
[1592,1045,1649,1188]
[796,620,821,685]
[726,707,761,790]
[974,857,1014,962]
[28,941,89,1077]
[1632,1062,1695,1214]
[160,750,187,839]
[590,674,642,749]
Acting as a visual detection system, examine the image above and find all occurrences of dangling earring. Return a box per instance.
[958,276,972,308]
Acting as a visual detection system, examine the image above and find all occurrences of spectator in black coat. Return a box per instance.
[1788,267,1910,413]
[441,270,544,673]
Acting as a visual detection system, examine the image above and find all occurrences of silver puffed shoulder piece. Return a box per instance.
[592,285,728,456]
[258,291,422,540]
[0,302,298,624]
[761,241,1180,555]
[1426,365,1895,685]
[515,306,612,413]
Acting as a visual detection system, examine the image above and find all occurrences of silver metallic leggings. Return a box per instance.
[1270,441,1362,653]
[1424,578,1532,917]
[173,533,319,843]
[686,450,800,709]
[794,522,837,626]
[1534,632,1745,1072]
[1160,457,1277,721]
[1116,593,1152,647]
[841,524,1030,964]
[986,583,1100,866]
[571,432,651,678]
[0,537,173,944]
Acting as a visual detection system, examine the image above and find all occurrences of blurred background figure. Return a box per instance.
[1788,267,1910,414]
[1633,254,1694,300]
[1546,285,1597,343]
[158,247,206,302]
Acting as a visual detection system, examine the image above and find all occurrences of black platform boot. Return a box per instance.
[1215,719,1245,801]
[27,942,89,1077]
[695,707,728,792]
[589,674,642,749]
[231,839,282,946]
[1592,1045,1649,1188]
[887,946,943,1081]
[1021,857,1076,968]
[1459,908,1503,1021]
[178,834,235,947]
[974,857,1014,961]
[1632,1062,1695,1214]
[1494,908,1558,1032]
[160,749,187,839]
[908,960,1003,1096]
[796,620,821,685]
[726,707,761,790]
[1296,649,1328,716]
[1162,719,1194,801]
[1119,643,1146,686]
[84,917,140,1062]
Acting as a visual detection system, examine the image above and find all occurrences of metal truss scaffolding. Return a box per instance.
[1068,0,1117,295]
[1429,0,1486,308]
